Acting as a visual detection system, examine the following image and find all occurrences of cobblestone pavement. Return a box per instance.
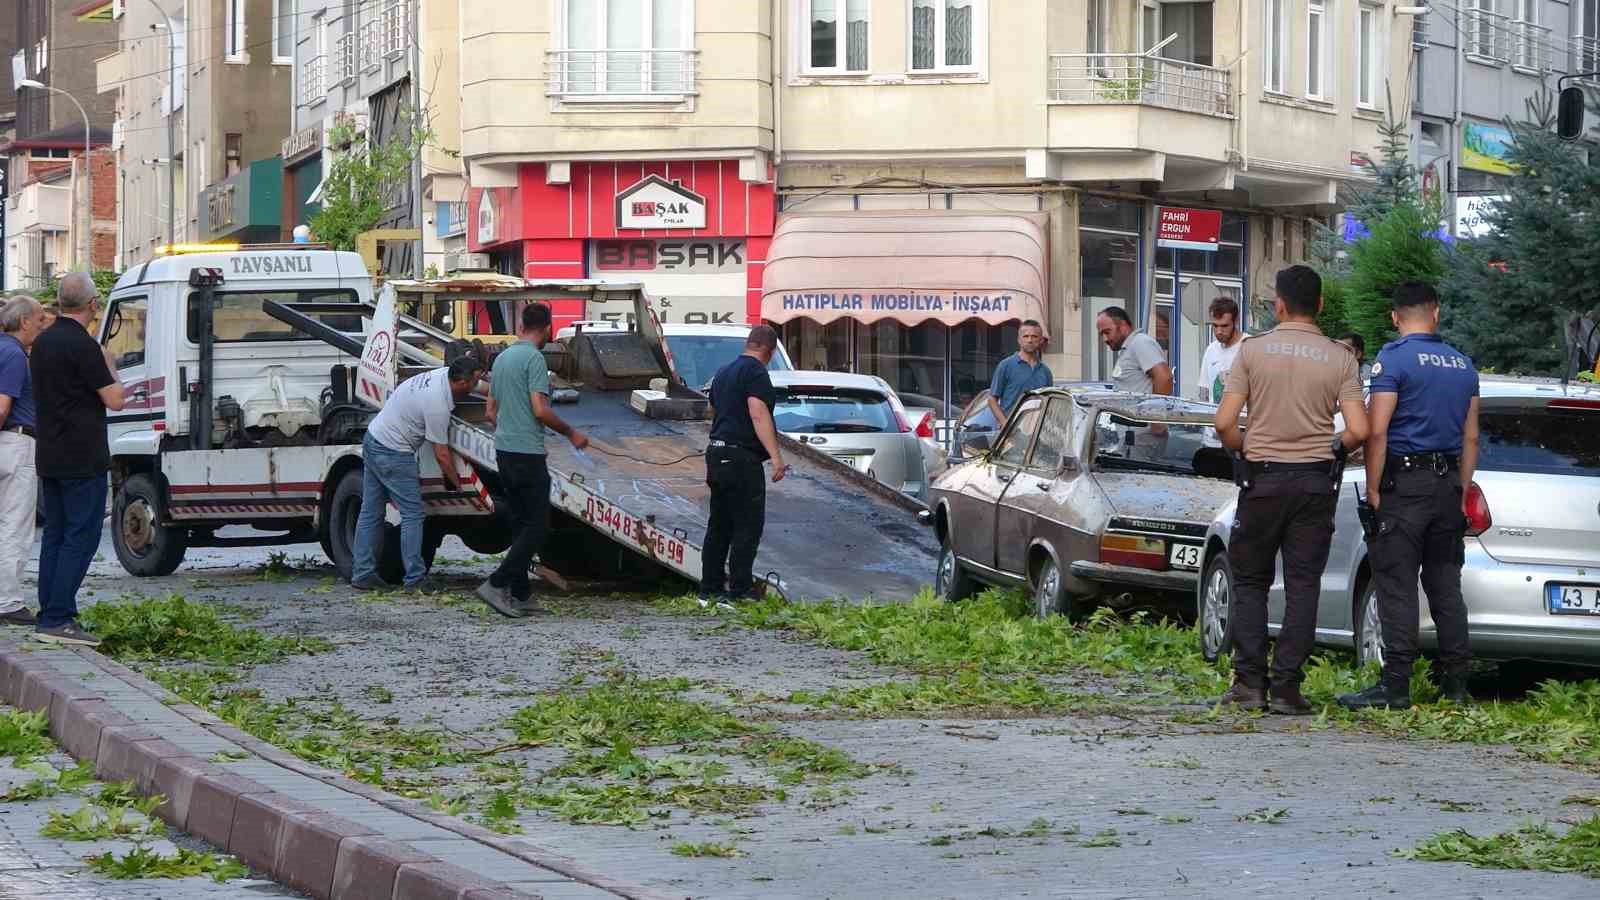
[0,739,300,899]
[29,532,1600,899]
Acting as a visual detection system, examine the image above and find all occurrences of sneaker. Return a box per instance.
[405,577,446,595]
[476,580,526,619]
[1215,682,1267,711]
[33,622,102,648]
[1268,683,1313,716]
[1336,680,1412,711]
[0,607,38,626]
[351,577,389,592]
[1439,672,1471,705]
[513,597,553,616]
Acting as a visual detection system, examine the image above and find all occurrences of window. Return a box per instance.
[1280,216,1292,260]
[994,397,1044,466]
[1465,0,1502,61]
[225,134,242,177]
[1479,407,1600,475]
[272,0,293,63]
[806,0,869,73]
[188,290,361,343]
[225,0,245,60]
[560,0,695,95]
[1357,4,1378,107]
[1028,398,1077,472]
[103,297,148,369]
[1511,0,1540,69]
[1090,0,1112,56]
[910,0,981,73]
[772,387,898,435]
[1264,0,1288,93]
[1306,0,1329,99]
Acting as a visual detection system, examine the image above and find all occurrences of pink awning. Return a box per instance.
[761,211,1048,332]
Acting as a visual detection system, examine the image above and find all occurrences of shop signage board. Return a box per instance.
[477,190,499,246]
[281,125,322,166]
[1462,122,1515,175]
[616,175,707,230]
[590,239,746,273]
[1156,207,1223,251]
[1454,195,1505,239]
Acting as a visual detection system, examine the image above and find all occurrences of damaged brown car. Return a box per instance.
[923,389,1239,617]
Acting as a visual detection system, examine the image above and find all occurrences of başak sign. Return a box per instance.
[615,175,708,230]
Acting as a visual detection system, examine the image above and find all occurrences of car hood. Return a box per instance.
[1093,472,1238,525]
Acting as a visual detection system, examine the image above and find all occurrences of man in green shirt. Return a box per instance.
[479,303,588,617]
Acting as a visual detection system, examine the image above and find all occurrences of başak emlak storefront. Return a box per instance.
[759,210,1049,420]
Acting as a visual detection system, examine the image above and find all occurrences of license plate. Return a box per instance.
[829,453,872,474]
[1168,542,1203,571]
[1547,584,1600,616]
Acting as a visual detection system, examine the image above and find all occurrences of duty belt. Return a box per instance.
[1246,460,1328,475]
[1,424,33,438]
[1391,452,1458,474]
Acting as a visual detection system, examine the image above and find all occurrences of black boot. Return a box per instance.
[1337,678,1412,711]
[1439,671,1471,705]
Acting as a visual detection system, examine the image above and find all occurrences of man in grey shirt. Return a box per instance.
[1096,306,1173,395]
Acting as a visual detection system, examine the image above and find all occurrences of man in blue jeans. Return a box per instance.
[351,356,483,591]
[30,274,126,646]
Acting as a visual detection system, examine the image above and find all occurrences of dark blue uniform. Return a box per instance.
[1367,333,1479,691]
[702,355,776,600]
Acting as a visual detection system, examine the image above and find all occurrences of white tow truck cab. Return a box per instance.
[98,244,496,581]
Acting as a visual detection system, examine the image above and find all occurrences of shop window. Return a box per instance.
[950,321,1019,411]
[1080,195,1140,232]
[857,321,951,415]
[782,319,854,373]
[806,0,869,73]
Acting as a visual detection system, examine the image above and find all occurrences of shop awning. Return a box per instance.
[761,211,1048,332]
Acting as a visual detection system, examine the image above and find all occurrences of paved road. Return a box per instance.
[22,530,1600,898]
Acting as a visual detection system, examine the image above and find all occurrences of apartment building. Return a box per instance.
[453,1,1413,415]
[289,0,418,273]
[1412,0,1596,238]
[97,0,185,268]
[4,0,118,289]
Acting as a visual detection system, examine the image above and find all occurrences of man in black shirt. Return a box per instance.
[31,273,125,646]
[701,325,786,603]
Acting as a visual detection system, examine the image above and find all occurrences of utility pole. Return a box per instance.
[409,0,424,279]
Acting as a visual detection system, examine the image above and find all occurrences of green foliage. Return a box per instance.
[32,270,120,303]
[0,709,54,762]
[506,677,752,749]
[309,111,430,252]
[670,841,743,858]
[83,846,249,883]
[789,673,1101,716]
[1400,815,1600,877]
[42,799,165,841]
[2,760,97,802]
[81,594,331,665]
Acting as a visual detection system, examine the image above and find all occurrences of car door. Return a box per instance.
[101,295,156,450]
[995,397,1076,576]
[953,396,1044,572]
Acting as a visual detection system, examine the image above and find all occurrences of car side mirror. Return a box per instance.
[1559,85,1586,140]
[961,432,995,457]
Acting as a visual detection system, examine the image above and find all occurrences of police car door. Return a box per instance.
[994,396,1077,576]
[956,396,1045,573]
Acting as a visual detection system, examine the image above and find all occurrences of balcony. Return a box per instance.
[545,49,698,100]
[9,181,72,234]
[382,0,409,59]
[1048,54,1232,118]
[335,32,356,85]
[1510,20,1552,70]
[300,55,326,107]
[1574,35,1600,81]
[1464,8,1510,63]
[360,19,382,73]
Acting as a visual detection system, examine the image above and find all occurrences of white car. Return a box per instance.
[769,371,933,500]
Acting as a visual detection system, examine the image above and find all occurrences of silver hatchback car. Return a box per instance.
[1196,377,1600,667]
[769,371,932,500]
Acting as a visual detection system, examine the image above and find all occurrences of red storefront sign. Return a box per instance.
[467,161,775,330]
[1156,207,1223,251]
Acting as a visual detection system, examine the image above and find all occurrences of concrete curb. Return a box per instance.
[0,642,681,900]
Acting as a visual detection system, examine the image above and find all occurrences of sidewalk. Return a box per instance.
[0,637,673,900]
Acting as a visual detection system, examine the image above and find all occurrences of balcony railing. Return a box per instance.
[1047,53,1232,117]
[546,49,698,98]
[335,32,356,84]
[1573,35,1600,81]
[300,54,326,107]
[1464,8,1510,62]
[360,19,382,72]
[1511,20,1552,69]
[382,0,409,59]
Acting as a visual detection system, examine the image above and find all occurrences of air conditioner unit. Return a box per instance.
[444,251,490,273]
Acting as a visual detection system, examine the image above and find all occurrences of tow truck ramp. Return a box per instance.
[268,284,938,602]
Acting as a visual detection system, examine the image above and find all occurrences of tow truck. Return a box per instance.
[96,244,936,601]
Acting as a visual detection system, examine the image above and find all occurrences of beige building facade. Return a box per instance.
[448,0,1414,416]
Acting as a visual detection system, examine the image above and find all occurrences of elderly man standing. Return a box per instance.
[31,274,125,647]
[0,296,49,626]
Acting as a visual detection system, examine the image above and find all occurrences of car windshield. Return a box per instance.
[1478,404,1600,476]
[669,335,790,389]
[1091,411,1230,478]
[774,388,895,434]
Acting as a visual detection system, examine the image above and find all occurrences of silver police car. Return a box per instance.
[1196,377,1600,666]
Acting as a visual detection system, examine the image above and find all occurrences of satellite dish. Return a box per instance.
[1180,277,1224,326]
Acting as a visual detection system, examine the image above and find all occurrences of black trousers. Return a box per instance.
[491,451,551,600]
[701,446,766,597]
[1228,471,1338,689]
[1372,466,1471,685]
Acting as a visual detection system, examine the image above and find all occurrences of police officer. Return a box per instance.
[700,325,786,604]
[1339,282,1479,710]
[1214,265,1369,714]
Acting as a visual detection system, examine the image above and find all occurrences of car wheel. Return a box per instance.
[1354,582,1385,670]
[1033,557,1067,619]
[935,539,976,603]
[1198,553,1234,663]
[111,473,188,577]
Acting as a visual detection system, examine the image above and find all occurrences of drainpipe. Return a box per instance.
[410,0,425,279]
[1453,2,1464,197]
[771,0,783,167]
[1237,1,1249,173]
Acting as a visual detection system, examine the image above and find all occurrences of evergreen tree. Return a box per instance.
[1440,91,1600,375]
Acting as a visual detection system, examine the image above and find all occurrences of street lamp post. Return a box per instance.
[148,1,178,248]
[19,79,93,272]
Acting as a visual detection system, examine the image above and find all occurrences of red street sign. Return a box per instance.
[1156,207,1223,251]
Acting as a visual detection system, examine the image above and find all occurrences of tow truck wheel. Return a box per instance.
[112,473,187,577]
[326,468,414,586]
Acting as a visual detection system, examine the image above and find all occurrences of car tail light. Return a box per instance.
[1464,481,1492,536]
[1549,398,1600,410]
[1100,534,1166,570]
[914,411,934,439]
